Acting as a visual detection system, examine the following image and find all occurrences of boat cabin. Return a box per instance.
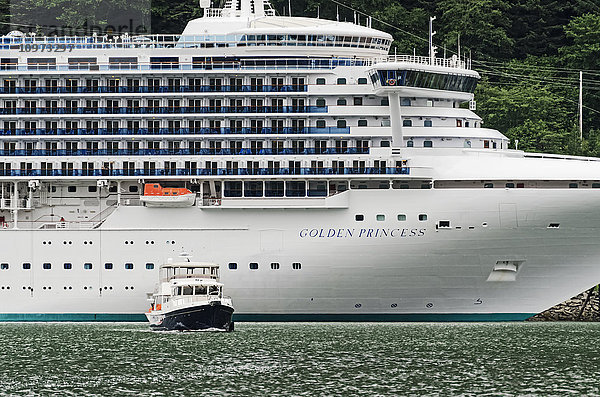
[160,262,220,282]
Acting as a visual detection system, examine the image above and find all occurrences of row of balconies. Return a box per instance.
[0,147,370,157]
[0,105,326,115]
[0,84,308,95]
[0,166,409,178]
[0,127,351,136]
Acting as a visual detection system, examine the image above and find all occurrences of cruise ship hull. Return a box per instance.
[1,188,599,321]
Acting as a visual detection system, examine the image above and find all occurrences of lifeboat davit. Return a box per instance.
[140,183,196,207]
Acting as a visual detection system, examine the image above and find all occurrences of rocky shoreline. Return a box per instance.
[528,286,600,321]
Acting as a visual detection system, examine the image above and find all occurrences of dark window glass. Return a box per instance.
[23,263,31,270]
[249,262,259,270]
[64,263,72,270]
[286,181,306,197]
[228,262,238,270]
[105,263,113,270]
[146,263,154,270]
[43,263,51,270]
[125,263,134,270]
[224,181,243,197]
[355,214,364,221]
[84,263,93,270]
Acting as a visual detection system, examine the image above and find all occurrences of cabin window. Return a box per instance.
[249,262,259,270]
[84,263,93,270]
[517,183,525,188]
[376,214,385,221]
[484,183,494,188]
[145,263,154,270]
[23,263,31,270]
[418,214,428,221]
[265,181,284,197]
[381,140,390,147]
[337,120,347,128]
[125,263,134,270]
[0,263,8,270]
[337,98,347,106]
[424,120,433,127]
[88,186,97,193]
[506,183,515,188]
[358,119,368,127]
[195,286,207,295]
[182,286,193,295]
[270,262,280,270]
[285,181,306,197]
[109,186,117,193]
[397,214,407,221]
[337,78,346,85]
[292,262,302,270]
[456,119,463,127]
[104,263,113,270]
[244,181,263,197]
[424,140,433,147]
[64,263,72,270]
[316,120,326,128]
[355,214,364,221]
[401,98,411,106]
[43,263,51,270]
[484,140,490,148]
[68,186,76,193]
[357,78,368,85]
[403,120,412,127]
[407,140,414,147]
[129,186,138,193]
[307,181,327,197]
[381,98,389,106]
[569,183,578,188]
[354,97,363,105]
[316,78,326,85]
[228,262,237,270]
[316,98,326,107]
[224,181,243,198]
[593,183,600,188]
[438,220,451,228]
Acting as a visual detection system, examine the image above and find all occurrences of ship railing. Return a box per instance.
[379,54,470,70]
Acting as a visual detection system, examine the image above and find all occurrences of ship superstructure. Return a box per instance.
[0,0,599,321]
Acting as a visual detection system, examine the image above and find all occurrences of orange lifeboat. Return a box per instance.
[140,183,196,207]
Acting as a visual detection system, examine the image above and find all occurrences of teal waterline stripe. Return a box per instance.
[0,313,535,322]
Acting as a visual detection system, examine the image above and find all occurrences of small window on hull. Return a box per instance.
[249,262,258,270]
[228,263,237,270]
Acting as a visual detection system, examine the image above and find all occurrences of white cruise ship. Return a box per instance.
[0,0,599,322]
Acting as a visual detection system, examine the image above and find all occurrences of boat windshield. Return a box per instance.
[175,285,221,296]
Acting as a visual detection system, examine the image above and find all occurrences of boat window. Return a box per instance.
[270,262,280,270]
[439,220,451,228]
[265,181,284,197]
[484,183,494,188]
[484,140,490,148]
[68,186,77,193]
[88,186,97,193]
[337,98,347,106]
[195,286,207,295]
[506,183,515,188]
[292,262,302,270]
[337,119,347,128]
[337,78,347,85]
[316,98,326,107]
[23,263,31,270]
[84,263,93,270]
[407,140,414,147]
[0,263,8,270]
[401,98,412,106]
[129,186,138,193]
[105,263,113,270]
[183,286,193,295]
[224,181,243,198]
[381,98,389,106]
[593,183,600,188]
[424,120,433,127]
[376,214,385,221]
[316,78,326,85]
[316,120,326,128]
[397,214,407,221]
[209,286,219,295]
[419,214,428,221]
[403,119,412,127]
[249,262,259,270]
[43,263,51,270]
[64,263,72,270]
[358,119,368,127]
[228,262,237,270]
[355,214,364,221]
[125,263,134,270]
[244,181,263,197]
[145,263,154,270]
[285,181,306,197]
[308,181,327,197]
[569,183,578,188]
[357,78,368,85]
[424,140,433,147]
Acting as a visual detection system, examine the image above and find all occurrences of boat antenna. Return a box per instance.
[288,0,291,16]
[317,6,320,19]
[336,6,340,22]
[428,16,437,63]
[457,33,461,63]
[580,71,583,140]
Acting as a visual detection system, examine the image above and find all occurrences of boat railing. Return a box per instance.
[381,54,469,70]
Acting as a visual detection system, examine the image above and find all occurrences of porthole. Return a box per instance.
[270,262,280,270]
[64,263,72,270]
[228,262,237,270]
[397,214,406,221]
[125,263,134,270]
[249,262,258,270]
[0,263,8,270]
[145,263,154,270]
[42,263,51,270]
[129,185,139,193]
[418,214,428,221]
[292,262,302,270]
[22,263,31,270]
[105,263,113,270]
[83,263,93,270]
[376,214,385,221]
[355,214,364,221]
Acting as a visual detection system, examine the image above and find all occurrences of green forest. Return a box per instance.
[1,0,600,156]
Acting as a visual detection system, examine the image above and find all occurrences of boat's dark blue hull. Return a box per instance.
[151,302,234,331]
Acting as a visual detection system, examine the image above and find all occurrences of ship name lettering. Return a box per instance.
[299,228,426,239]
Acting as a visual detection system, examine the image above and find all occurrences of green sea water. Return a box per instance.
[0,322,598,396]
